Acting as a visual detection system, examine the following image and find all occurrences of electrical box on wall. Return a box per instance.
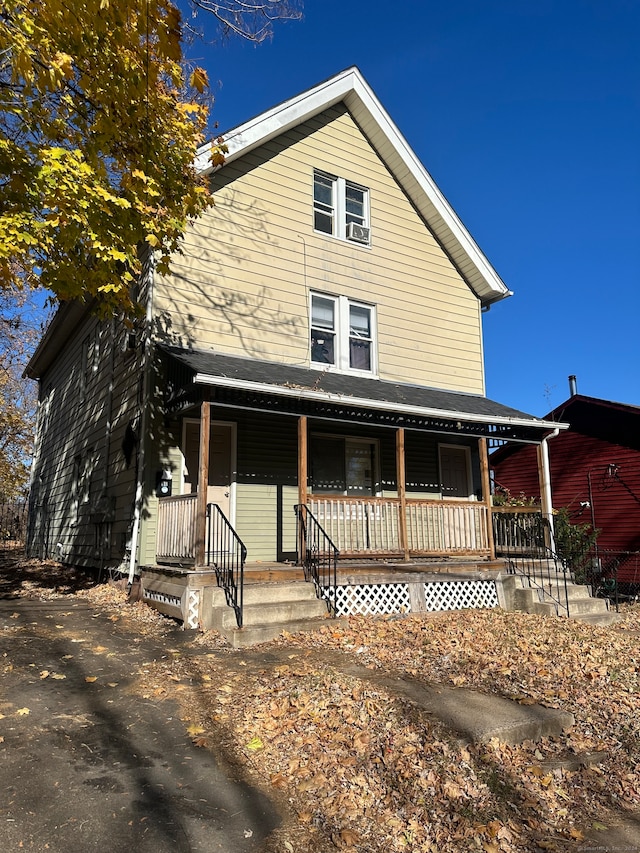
[155,469,172,498]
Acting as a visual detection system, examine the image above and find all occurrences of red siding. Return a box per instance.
[492,429,640,583]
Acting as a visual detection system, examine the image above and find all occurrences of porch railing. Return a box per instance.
[295,504,339,613]
[307,496,490,556]
[156,494,198,562]
[492,509,570,616]
[407,500,488,553]
[492,506,544,555]
[206,503,246,628]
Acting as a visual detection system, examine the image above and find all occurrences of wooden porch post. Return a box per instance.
[195,395,210,567]
[478,438,496,560]
[396,428,409,561]
[297,416,308,564]
[298,415,308,507]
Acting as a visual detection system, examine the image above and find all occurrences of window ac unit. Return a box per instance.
[346,222,370,244]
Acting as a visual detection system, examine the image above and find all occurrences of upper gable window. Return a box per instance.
[313,170,370,245]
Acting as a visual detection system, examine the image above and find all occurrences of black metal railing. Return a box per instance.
[493,512,571,617]
[206,503,247,628]
[295,504,339,614]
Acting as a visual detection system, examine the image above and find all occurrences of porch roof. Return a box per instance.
[161,347,567,444]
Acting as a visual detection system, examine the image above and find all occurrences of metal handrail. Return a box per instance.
[294,504,339,615]
[206,503,246,628]
[493,512,571,617]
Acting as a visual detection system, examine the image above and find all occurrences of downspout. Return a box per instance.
[539,428,559,550]
[128,252,155,585]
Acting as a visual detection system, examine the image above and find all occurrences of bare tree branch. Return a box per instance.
[188,0,302,43]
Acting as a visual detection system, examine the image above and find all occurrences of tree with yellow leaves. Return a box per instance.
[0,0,300,315]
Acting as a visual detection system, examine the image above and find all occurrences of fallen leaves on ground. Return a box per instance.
[2,553,639,852]
[158,608,640,853]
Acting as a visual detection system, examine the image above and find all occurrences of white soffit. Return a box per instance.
[195,67,512,306]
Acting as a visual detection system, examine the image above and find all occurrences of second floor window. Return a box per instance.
[313,170,370,244]
[310,293,375,374]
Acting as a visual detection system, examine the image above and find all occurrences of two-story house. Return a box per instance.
[26,68,563,636]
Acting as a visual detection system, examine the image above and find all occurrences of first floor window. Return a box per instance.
[310,292,376,374]
[311,435,379,496]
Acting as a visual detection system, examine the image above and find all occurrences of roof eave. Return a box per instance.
[193,371,568,434]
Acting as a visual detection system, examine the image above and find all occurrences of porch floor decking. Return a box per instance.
[243,558,506,585]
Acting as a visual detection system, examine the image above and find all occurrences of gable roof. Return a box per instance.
[491,393,640,462]
[195,67,512,308]
[543,394,640,451]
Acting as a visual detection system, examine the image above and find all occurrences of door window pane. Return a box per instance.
[311,437,346,493]
[345,440,375,495]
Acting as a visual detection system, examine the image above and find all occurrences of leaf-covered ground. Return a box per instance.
[158,611,640,853]
[2,552,639,852]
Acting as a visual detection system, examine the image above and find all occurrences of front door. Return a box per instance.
[183,421,235,521]
[439,445,472,499]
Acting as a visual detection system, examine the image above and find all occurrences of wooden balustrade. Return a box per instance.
[308,496,490,556]
[157,494,496,564]
[308,497,402,556]
[156,494,198,563]
[491,505,543,554]
[407,500,489,554]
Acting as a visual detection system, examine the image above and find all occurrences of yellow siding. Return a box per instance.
[233,484,298,562]
[155,104,485,394]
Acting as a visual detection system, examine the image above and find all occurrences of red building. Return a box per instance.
[491,392,640,587]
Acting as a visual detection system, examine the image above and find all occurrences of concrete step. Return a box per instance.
[226,616,341,649]
[510,575,616,622]
[210,581,318,608]
[218,597,328,630]
[569,611,622,627]
[565,596,610,616]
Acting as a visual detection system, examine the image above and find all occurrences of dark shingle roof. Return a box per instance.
[162,347,550,427]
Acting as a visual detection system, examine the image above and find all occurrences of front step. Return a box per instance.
[204,581,333,647]
[507,574,619,625]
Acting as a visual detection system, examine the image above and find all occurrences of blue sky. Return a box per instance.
[190,0,639,417]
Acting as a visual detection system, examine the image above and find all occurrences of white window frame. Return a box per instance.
[310,292,377,375]
[313,170,370,244]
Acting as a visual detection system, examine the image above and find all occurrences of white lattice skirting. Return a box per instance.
[329,583,412,617]
[423,580,498,611]
[144,589,181,609]
[186,589,201,630]
[326,580,498,617]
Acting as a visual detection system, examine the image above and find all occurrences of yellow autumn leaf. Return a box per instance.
[15,708,30,716]
[189,67,209,94]
[187,724,205,736]
[246,737,264,752]
[40,670,50,679]
[51,673,66,680]
[85,676,98,683]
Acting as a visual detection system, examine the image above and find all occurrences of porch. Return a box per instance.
[141,348,566,637]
